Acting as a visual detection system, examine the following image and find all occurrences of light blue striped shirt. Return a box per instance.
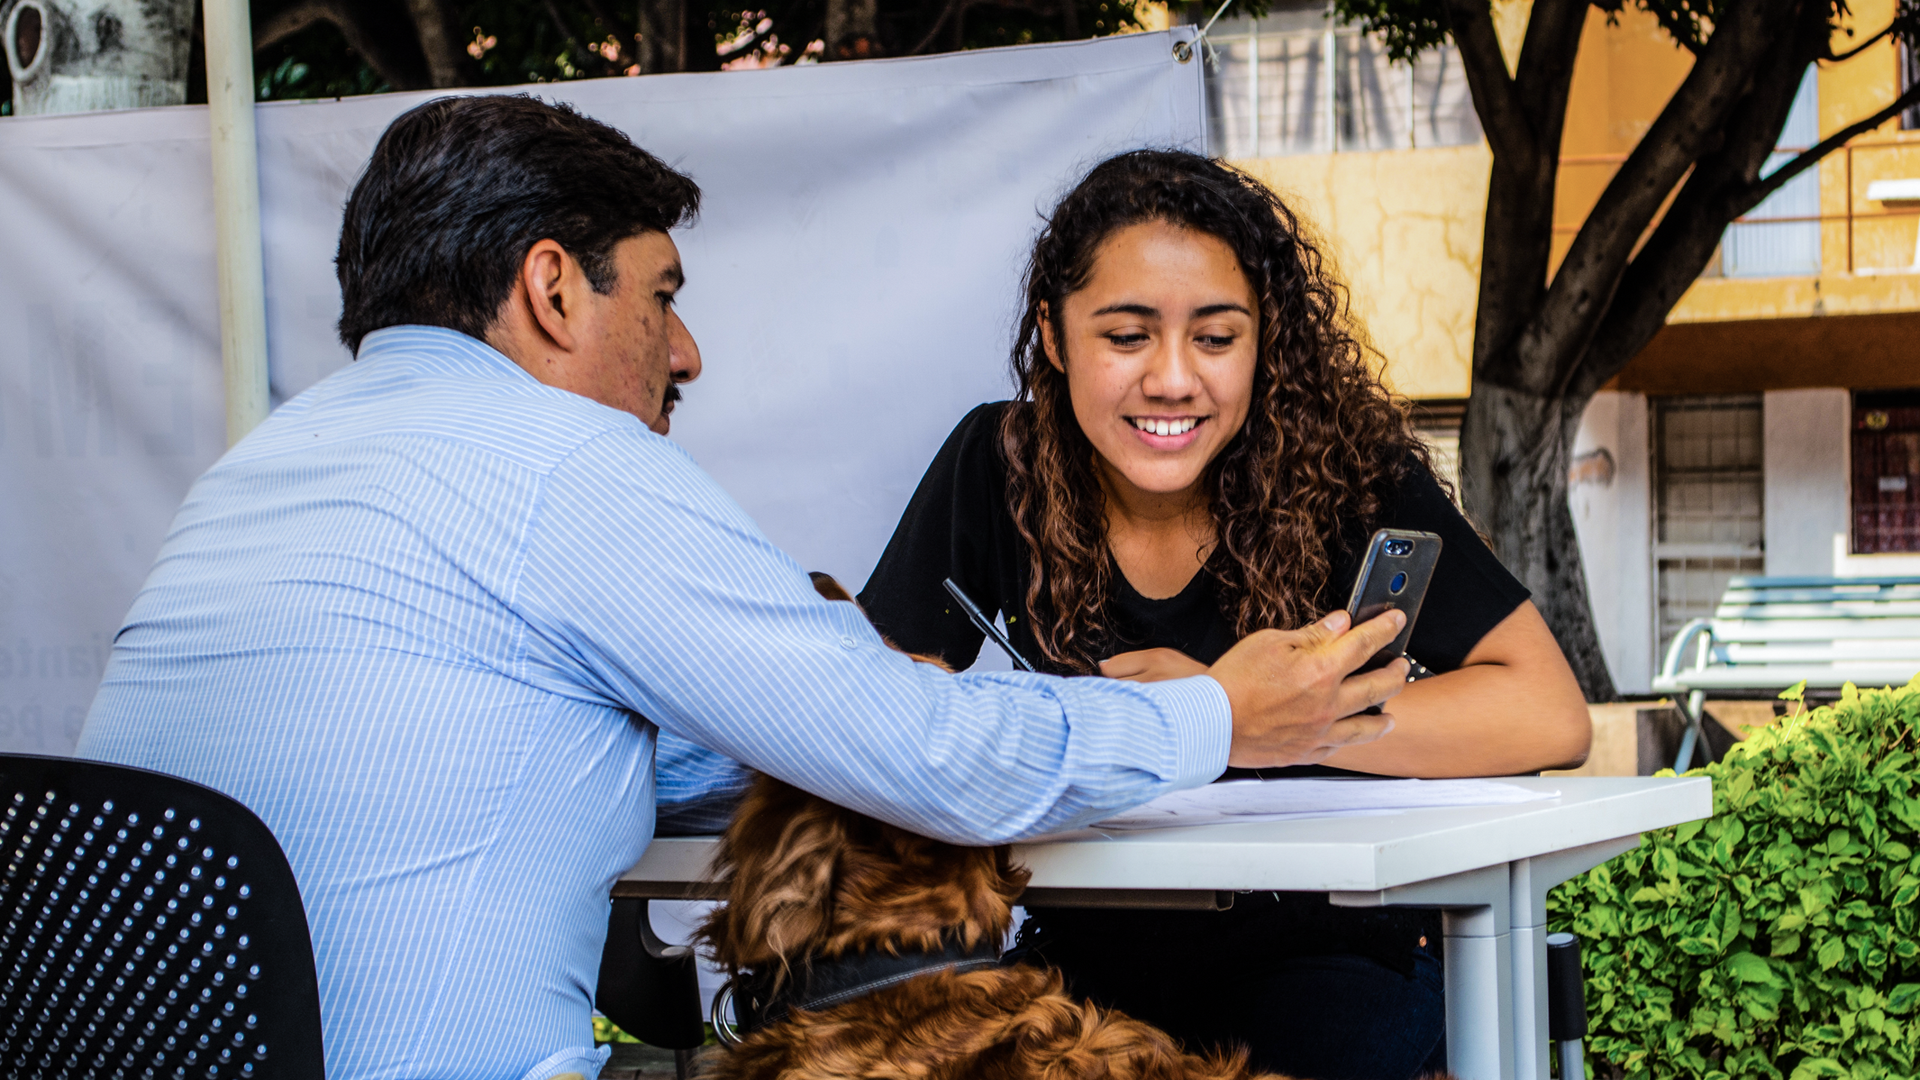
[78,326,1230,1080]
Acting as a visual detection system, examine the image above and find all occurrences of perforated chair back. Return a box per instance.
[0,753,325,1078]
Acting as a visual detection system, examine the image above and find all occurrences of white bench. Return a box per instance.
[1651,575,1920,771]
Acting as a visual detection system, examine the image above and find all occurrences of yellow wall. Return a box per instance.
[1226,0,1920,400]
[1237,147,1490,400]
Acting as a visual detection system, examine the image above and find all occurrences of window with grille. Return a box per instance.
[1852,390,1920,554]
[1202,1,1481,159]
[1652,395,1765,662]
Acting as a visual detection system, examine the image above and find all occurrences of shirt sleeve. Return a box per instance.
[1389,461,1533,672]
[652,729,753,836]
[512,424,1231,846]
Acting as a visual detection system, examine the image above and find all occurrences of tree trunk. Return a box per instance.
[4,0,195,114]
[401,0,470,87]
[637,0,685,72]
[825,0,879,58]
[1460,382,1618,701]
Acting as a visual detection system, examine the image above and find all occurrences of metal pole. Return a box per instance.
[202,0,271,446]
[1556,1038,1585,1080]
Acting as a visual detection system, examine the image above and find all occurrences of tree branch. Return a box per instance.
[541,0,597,71]
[1520,0,1793,394]
[907,0,970,55]
[1570,10,1836,402]
[402,0,473,86]
[253,0,432,90]
[1828,19,1896,63]
[1508,0,1588,149]
[1746,79,1920,205]
[1459,0,1584,391]
[1441,0,1531,165]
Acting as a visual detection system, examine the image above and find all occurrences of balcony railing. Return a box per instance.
[1553,139,1920,276]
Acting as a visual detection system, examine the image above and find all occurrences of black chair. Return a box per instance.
[596,898,705,1078]
[0,753,326,1078]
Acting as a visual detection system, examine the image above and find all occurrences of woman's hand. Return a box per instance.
[1100,647,1210,683]
[1318,600,1592,776]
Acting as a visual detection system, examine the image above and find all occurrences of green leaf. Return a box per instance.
[1818,936,1848,969]
[1791,1057,1849,1080]
[1888,983,1920,1015]
[1726,951,1779,984]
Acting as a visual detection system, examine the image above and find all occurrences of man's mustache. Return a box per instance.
[662,383,683,415]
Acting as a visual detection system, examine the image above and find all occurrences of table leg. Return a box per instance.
[1443,903,1514,1080]
[1508,836,1643,1080]
[1509,917,1549,1080]
[1332,863,1513,1080]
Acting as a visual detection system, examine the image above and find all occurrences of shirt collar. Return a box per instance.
[353,325,538,385]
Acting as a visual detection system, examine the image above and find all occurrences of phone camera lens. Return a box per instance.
[1384,539,1412,557]
[1389,572,1407,595]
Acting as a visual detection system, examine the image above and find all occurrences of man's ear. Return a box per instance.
[521,238,587,352]
[1038,301,1064,374]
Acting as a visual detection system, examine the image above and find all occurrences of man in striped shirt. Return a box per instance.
[79,95,1407,1080]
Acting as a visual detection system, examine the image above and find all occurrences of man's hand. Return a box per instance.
[1100,647,1209,683]
[1208,609,1410,768]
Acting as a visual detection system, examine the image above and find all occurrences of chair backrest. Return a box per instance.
[595,897,705,1050]
[0,753,325,1078]
[1701,576,1920,685]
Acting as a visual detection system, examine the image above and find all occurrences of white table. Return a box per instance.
[619,776,1712,1080]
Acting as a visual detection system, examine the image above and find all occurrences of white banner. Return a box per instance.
[0,32,1205,753]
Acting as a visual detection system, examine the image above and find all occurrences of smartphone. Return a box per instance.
[1344,528,1442,673]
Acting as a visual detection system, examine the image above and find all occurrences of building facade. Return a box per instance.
[1213,0,1920,694]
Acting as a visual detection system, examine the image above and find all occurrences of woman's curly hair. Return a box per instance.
[1003,149,1437,673]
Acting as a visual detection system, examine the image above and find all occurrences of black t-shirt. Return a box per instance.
[857,401,1533,975]
[860,400,1529,678]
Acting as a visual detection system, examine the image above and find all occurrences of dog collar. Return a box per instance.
[717,938,1003,1041]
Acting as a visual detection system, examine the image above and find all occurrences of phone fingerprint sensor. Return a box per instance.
[1389,572,1407,594]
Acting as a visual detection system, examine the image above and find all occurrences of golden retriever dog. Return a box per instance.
[692,576,1447,1080]
[696,773,1287,1080]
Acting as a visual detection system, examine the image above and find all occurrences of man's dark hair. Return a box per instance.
[335,95,700,352]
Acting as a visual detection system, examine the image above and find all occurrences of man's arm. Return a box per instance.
[517,428,1402,844]
[516,429,1229,844]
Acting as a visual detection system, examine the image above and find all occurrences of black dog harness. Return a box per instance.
[715,938,1003,1043]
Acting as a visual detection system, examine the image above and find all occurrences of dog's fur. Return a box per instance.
[697,773,1288,1080]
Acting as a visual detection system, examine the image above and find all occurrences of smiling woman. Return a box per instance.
[856,149,1591,1080]
[1041,220,1258,601]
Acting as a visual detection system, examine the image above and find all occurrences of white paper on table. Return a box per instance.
[1094,778,1560,830]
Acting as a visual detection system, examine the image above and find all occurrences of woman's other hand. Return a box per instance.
[1100,647,1209,683]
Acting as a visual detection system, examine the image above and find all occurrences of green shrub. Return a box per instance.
[593,1015,644,1044]
[1548,678,1920,1080]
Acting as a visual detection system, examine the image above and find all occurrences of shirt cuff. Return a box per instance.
[1136,674,1231,788]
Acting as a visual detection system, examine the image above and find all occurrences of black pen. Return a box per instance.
[942,578,1036,672]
